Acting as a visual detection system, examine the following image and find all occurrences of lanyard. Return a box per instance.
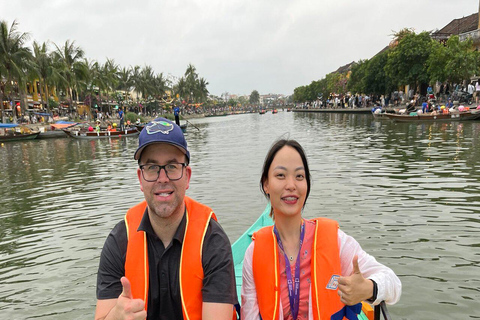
[273,222,305,320]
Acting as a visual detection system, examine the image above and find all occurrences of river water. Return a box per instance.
[0,111,479,319]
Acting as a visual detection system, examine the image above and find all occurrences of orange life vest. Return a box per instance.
[124,196,217,320]
[252,218,345,320]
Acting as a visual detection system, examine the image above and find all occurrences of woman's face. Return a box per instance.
[263,145,308,218]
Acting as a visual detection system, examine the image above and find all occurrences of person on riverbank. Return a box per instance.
[95,118,237,320]
[241,139,401,320]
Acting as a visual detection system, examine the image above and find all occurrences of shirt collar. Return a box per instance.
[138,206,187,244]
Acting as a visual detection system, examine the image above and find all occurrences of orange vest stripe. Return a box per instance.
[252,227,280,319]
[124,201,149,308]
[124,196,216,319]
[252,218,345,320]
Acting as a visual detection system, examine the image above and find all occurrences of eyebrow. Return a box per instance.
[273,165,305,171]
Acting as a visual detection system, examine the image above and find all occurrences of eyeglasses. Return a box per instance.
[139,163,187,181]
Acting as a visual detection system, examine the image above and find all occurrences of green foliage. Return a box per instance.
[347,60,367,93]
[385,31,433,87]
[364,51,394,95]
[428,35,480,84]
[249,90,260,104]
[48,98,59,108]
[125,111,145,123]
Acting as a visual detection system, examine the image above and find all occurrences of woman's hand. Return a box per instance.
[337,255,374,306]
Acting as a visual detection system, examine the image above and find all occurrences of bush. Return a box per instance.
[126,112,145,123]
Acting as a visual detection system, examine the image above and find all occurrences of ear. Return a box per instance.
[185,165,192,190]
[137,167,144,192]
[263,179,269,195]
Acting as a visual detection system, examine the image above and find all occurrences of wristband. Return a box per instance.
[368,279,378,302]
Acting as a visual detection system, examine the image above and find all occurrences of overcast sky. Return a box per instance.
[2,0,478,96]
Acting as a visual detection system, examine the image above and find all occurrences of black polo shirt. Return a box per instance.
[96,207,237,319]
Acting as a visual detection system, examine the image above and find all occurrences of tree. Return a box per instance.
[347,60,368,94]
[53,40,87,110]
[428,35,480,84]
[364,51,395,95]
[0,20,32,122]
[31,41,64,112]
[249,90,260,104]
[385,31,433,90]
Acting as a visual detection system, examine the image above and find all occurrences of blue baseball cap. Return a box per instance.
[134,118,190,162]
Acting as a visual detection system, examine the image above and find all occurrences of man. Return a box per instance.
[95,118,237,320]
[173,105,180,126]
[118,108,125,131]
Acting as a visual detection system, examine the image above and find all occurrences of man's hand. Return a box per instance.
[337,255,373,306]
[97,277,146,320]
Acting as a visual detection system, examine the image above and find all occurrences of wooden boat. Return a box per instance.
[0,124,40,142]
[384,110,480,122]
[63,127,140,139]
[231,204,392,320]
[259,110,266,115]
[272,109,278,114]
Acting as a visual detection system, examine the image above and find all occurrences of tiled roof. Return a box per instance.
[433,13,478,36]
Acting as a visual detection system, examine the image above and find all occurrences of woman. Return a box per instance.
[241,139,401,320]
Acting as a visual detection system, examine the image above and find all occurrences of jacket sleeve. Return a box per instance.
[338,229,402,305]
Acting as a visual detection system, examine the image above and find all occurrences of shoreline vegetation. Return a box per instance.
[293,28,480,108]
[0,20,271,125]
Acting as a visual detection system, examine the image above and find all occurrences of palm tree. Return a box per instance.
[118,66,133,105]
[0,20,32,123]
[31,41,64,113]
[53,40,87,110]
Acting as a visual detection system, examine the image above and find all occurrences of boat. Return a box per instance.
[231,203,392,320]
[287,108,292,112]
[272,109,278,114]
[259,110,266,115]
[384,109,480,122]
[37,121,78,139]
[63,127,140,139]
[0,124,40,142]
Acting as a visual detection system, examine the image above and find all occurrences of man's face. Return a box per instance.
[137,143,191,221]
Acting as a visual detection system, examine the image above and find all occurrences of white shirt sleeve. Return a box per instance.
[241,242,260,320]
[338,229,402,305]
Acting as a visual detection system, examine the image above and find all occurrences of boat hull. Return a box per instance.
[385,110,480,122]
[0,132,40,142]
[63,128,140,139]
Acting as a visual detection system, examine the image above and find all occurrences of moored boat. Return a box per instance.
[259,109,266,115]
[63,127,140,139]
[231,204,392,320]
[384,109,480,122]
[37,121,78,139]
[0,124,40,142]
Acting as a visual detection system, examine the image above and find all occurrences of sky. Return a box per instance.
[1,0,478,97]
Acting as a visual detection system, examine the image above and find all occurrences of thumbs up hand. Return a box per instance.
[112,277,147,320]
[337,256,374,306]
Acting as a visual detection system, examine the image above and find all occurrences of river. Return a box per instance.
[0,111,479,319]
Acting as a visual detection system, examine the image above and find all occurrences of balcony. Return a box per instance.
[459,29,480,42]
